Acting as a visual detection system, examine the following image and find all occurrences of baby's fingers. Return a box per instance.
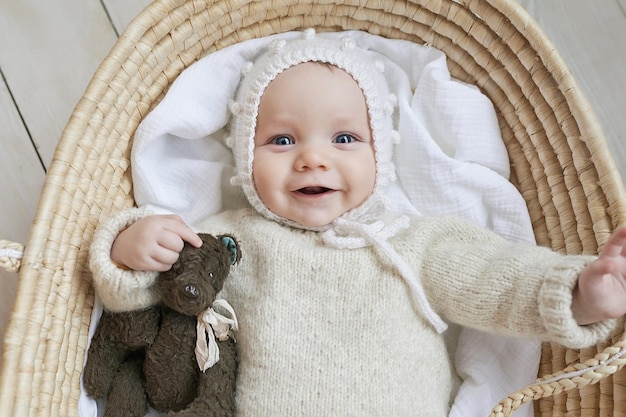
[162,215,202,248]
[177,225,203,248]
[585,257,620,279]
[599,226,626,258]
[148,247,182,272]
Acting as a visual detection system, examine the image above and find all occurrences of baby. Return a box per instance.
[90,31,626,416]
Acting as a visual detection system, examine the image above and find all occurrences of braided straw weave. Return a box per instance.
[1,0,626,416]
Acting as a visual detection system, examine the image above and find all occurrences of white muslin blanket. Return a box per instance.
[80,31,540,417]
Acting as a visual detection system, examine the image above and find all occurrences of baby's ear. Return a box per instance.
[219,235,241,265]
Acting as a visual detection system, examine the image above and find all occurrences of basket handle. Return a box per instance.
[489,338,626,417]
[0,240,24,273]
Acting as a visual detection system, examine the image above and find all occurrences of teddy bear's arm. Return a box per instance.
[112,307,162,347]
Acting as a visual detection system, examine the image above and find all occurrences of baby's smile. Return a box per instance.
[296,186,334,195]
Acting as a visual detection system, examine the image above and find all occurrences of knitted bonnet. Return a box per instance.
[227,28,399,230]
[227,29,447,333]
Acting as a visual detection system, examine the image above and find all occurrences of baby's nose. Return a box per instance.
[294,143,330,171]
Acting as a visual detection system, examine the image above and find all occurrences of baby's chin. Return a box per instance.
[284,215,335,230]
[265,193,376,230]
[282,209,357,230]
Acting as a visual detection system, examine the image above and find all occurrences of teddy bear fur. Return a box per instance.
[83,233,240,417]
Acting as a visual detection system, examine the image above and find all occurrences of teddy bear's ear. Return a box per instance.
[219,235,241,265]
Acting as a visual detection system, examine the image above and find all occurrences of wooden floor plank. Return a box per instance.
[516,0,626,181]
[0,0,119,167]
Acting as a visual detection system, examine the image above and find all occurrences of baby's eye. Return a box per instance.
[271,136,294,145]
[333,134,356,144]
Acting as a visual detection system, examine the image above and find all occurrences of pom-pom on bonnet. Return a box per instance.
[227,28,399,230]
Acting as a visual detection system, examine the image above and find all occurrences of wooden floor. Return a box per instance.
[1,0,625,362]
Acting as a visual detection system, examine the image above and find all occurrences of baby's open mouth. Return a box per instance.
[297,187,333,195]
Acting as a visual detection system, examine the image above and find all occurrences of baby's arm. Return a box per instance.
[573,226,626,325]
[111,214,202,271]
[413,215,616,348]
[89,208,201,312]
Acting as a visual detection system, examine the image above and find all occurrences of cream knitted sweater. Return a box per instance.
[89,208,616,417]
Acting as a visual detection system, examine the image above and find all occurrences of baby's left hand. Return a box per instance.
[573,226,626,325]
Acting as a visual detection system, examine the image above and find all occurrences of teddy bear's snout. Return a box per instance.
[183,284,200,299]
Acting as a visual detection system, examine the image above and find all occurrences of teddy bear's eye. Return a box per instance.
[184,284,199,298]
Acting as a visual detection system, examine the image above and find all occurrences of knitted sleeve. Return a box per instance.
[88,207,160,312]
[410,216,617,349]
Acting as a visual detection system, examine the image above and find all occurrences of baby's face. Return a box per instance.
[252,62,376,228]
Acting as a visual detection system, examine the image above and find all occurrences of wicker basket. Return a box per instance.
[2,0,626,416]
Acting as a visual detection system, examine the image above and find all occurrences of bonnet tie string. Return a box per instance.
[322,215,448,334]
[195,299,239,371]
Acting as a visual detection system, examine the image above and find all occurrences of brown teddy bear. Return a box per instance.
[83,233,241,417]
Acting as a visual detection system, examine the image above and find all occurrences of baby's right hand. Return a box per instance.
[110,214,202,271]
